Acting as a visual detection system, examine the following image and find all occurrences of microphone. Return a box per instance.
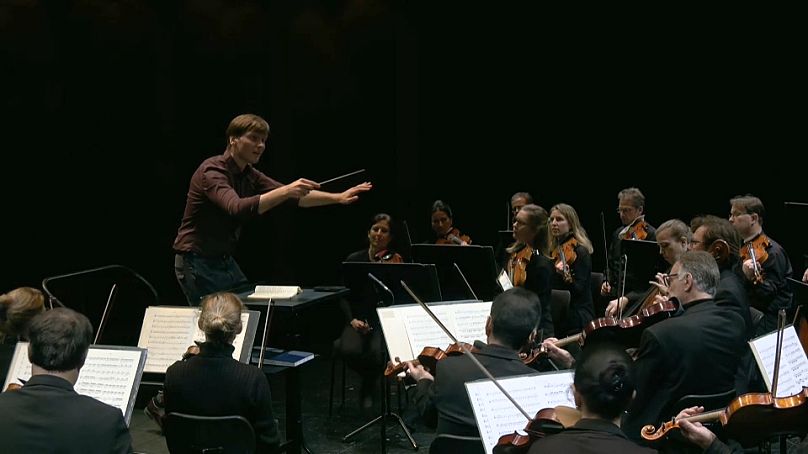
[368,272,395,306]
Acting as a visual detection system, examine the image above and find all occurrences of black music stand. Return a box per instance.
[340,263,440,451]
[411,244,499,302]
[619,239,665,287]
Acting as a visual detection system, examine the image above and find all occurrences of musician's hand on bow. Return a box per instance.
[676,406,715,450]
[605,297,627,317]
[600,281,612,296]
[403,361,433,382]
[542,338,575,369]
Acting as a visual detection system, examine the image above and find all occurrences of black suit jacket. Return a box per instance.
[414,342,536,437]
[623,298,746,442]
[528,418,657,453]
[0,374,132,453]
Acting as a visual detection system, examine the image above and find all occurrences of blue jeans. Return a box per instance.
[174,253,249,305]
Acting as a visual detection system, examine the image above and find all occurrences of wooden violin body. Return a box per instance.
[373,249,403,263]
[642,387,808,447]
[622,219,650,240]
[384,342,476,377]
[493,406,581,454]
[582,300,678,348]
[436,228,471,245]
[509,246,533,287]
[551,238,577,284]
[740,234,770,284]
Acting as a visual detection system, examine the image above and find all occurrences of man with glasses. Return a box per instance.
[601,188,657,313]
[623,251,746,446]
[728,194,793,336]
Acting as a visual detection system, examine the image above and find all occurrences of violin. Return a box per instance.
[182,344,200,360]
[493,406,581,454]
[582,300,678,348]
[373,249,403,263]
[740,234,770,284]
[436,228,471,246]
[3,383,22,392]
[621,219,650,240]
[518,333,582,365]
[508,246,534,287]
[551,237,577,284]
[384,342,477,377]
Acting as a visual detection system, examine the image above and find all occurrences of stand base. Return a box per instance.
[342,412,418,450]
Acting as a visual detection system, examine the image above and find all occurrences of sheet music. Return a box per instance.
[466,371,575,454]
[749,325,808,397]
[403,304,456,355]
[3,343,146,423]
[138,307,250,373]
[377,301,492,362]
[453,302,492,341]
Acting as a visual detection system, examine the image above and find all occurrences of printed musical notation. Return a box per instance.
[466,371,575,454]
[750,325,808,397]
[137,307,250,373]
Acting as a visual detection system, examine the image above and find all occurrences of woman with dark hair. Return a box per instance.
[430,200,471,245]
[528,343,656,453]
[338,213,402,410]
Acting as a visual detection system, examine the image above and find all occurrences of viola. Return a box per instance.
[508,246,534,287]
[621,219,650,240]
[551,237,577,284]
[384,342,477,377]
[641,387,808,447]
[740,234,770,284]
[436,227,471,246]
[581,300,678,348]
[493,406,581,454]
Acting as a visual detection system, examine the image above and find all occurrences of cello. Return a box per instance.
[641,309,808,446]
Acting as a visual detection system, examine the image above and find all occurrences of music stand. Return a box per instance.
[411,244,499,302]
[788,278,808,316]
[340,263,439,451]
[619,239,665,287]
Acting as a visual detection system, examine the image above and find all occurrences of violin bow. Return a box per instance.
[600,211,611,285]
[93,284,118,345]
[771,309,787,398]
[617,255,628,319]
[400,280,532,422]
[257,299,275,368]
[453,262,479,301]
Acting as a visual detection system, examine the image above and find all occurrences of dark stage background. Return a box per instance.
[2,1,805,305]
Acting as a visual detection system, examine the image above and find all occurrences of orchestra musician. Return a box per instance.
[172,113,372,304]
[430,200,471,245]
[605,219,690,317]
[1,287,45,381]
[623,251,746,448]
[0,308,133,453]
[510,192,534,219]
[164,292,280,451]
[548,203,595,335]
[728,194,793,335]
[505,204,554,337]
[402,288,540,439]
[602,188,657,309]
[528,343,656,454]
[337,213,402,410]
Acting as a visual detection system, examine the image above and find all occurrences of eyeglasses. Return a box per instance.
[616,207,637,214]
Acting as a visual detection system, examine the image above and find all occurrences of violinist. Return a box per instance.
[528,343,656,454]
[338,213,401,410]
[403,288,540,439]
[548,203,595,335]
[624,251,747,446]
[430,200,471,245]
[729,194,793,336]
[0,308,133,453]
[675,406,744,454]
[605,219,690,318]
[602,188,657,309]
[504,204,554,337]
[1,287,45,381]
[164,292,279,451]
